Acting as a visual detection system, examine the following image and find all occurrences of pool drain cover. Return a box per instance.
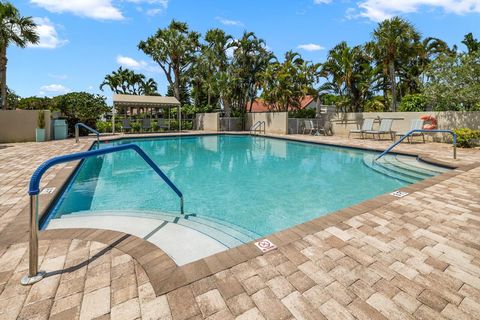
[255,239,277,253]
[390,190,409,198]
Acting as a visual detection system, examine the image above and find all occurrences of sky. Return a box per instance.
[9,0,480,103]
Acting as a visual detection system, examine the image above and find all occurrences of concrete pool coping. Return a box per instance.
[30,132,480,296]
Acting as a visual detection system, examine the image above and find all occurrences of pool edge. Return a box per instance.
[35,132,480,296]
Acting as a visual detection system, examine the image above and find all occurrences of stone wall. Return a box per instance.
[246,112,288,134]
[194,113,220,131]
[0,110,52,143]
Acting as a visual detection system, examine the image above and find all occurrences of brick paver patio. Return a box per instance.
[0,133,479,319]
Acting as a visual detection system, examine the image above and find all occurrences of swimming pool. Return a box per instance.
[44,135,448,241]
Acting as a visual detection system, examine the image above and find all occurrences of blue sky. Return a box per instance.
[10,0,480,103]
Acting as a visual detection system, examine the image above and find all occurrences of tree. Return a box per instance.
[320,42,378,112]
[424,51,480,111]
[6,86,18,108]
[372,17,420,111]
[261,51,320,111]
[0,2,39,109]
[100,67,158,95]
[17,96,54,110]
[229,32,275,114]
[461,33,479,54]
[55,92,110,134]
[138,20,200,101]
[190,28,232,108]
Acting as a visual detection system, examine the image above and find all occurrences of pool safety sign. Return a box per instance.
[255,239,277,253]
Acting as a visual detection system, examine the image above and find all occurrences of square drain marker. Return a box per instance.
[40,187,56,195]
[255,239,277,253]
[390,190,409,198]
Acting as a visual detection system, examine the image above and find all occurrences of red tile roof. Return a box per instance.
[247,95,315,112]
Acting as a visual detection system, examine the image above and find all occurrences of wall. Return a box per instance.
[246,112,288,134]
[331,111,480,138]
[0,110,52,143]
[194,113,220,131]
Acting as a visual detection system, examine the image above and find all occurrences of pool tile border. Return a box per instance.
[32,133,480,296]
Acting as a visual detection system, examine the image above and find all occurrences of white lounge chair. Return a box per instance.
[364,119,395,140]
[395,119,425,143]
[348,118,374,139]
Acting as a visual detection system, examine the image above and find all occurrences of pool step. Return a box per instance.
[362,154,446,184]
[59,210,260,248]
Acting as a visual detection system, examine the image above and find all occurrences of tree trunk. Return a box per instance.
[389,60,397,112]
[1,46,8,110]
[173,66,181,102]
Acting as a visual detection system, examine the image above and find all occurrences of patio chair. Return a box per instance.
[395,119,425,143]
[142,118,152,132]
[348,118,374,139]
[302,120,313,134]
[122,119,132,133]
[364,118,395,140]
[157,119,169,131]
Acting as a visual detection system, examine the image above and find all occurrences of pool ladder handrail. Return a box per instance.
[375,129,457,161]
[250,121,266,135]
[75,122,100,144]
[21,143,184,286]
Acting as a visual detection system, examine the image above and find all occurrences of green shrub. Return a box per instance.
[364,97,388,112]
[131,121,141,132]
[96,121,110,133]
[288,108,316,118]
[453,128,480,148]
[399,94,428,112]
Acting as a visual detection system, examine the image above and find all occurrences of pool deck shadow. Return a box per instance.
[0,132,480,319]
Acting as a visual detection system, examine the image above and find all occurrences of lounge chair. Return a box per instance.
[348,118,374,139]
[142,118,152,132]
[395,119,425,143]
[303,120,313,134]
[122,119,132,133]
[157,119,169,131]
[364,118,395,140]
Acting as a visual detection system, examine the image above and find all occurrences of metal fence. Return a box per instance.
[219,117,242,131]
[288,115,335,135]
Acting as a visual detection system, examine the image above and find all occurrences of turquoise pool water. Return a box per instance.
[48,135,412,236]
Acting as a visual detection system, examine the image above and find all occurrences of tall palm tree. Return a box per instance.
[372,17,420,111]
[0,2,39,109]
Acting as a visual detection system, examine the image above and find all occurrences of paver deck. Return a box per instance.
[0,133,479,319]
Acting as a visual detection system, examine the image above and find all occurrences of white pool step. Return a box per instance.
[363,153,448,184]
[58,210,260,248]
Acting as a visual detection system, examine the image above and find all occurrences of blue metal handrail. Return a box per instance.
[376,129,457,160]
[22,143,184,286]
[75,123,100,144]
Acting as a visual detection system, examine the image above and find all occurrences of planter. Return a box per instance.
[36,128,45,142]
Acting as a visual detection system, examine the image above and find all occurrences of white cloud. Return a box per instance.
[297,43,325,51]
[39,84,71,95]
[314,0,332,4]
[215,17,244,27]
[30,0,124,20]
[356,0,480,21]
[116,55,160,72]
[125,0,169,16]
[29,17,67,49]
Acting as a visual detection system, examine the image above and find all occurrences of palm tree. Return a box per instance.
[138,20,200,102]
[139,78,158,95]
[372,17,420,111]
[0,2,39,109]
[320,42,377,112]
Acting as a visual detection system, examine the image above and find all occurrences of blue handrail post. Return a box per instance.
[21,144,183,285]
[375,129,457,160]
[75,123,100,144]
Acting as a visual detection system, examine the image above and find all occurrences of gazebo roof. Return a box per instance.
[113,94,180,108]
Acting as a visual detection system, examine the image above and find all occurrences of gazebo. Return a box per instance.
[112,94,182,133]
